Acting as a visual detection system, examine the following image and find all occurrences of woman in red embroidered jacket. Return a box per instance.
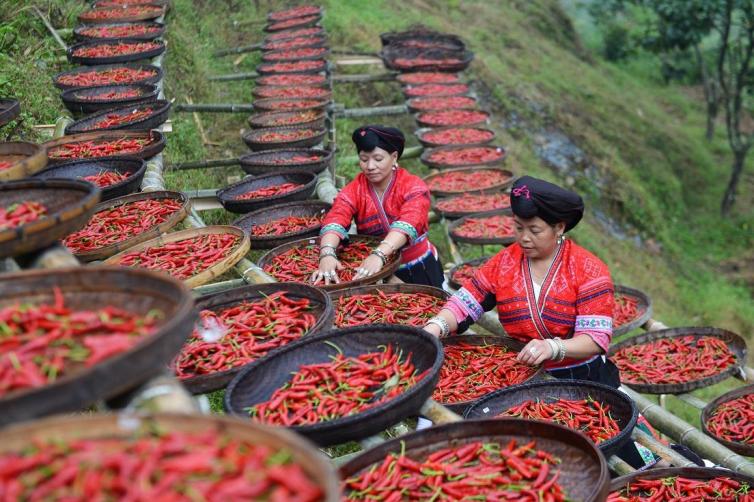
[311,125,443,287]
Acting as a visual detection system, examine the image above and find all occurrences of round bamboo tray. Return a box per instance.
[104,225,251,288]
[613,284,653,336]
[403,83,471,99]
[447,255,491,290]
[435,334,545,415]
[465,379,638,458]
[609,467,754,499]
[423,166,514,197]
[247,110,326,130]
[265,15,321,33]
[382,49,474,72]
[241,126,326,151]
[252,97,329,113]
[0,179,100,259]
[232,200,331,249]
[61,83,159,115]
[33,157,147,201]
[78,5,166,24]
[448,211,517,246]
[53,63,163,91]
[179,282,335,394]
[256,73,329,87]
[65,100,171,134]
[340,419,609,502]
[0,141,47,182]
[0,98,20,127]
[225,324,443,446]
[432,193,512,220]
[380,30,466,50]
[260,35,328,52]
[257,235,401,291]
[261,47,331,64]
[415,126,495,148]
[415,109,490,128]
[44,130,166,164]
[700,383,754,456]
[0,413,339,502]
[257,59,327,75]
[252,85,332,101]
[73,21,166,42]
[65,190,189,262]
[0,267,195,426]
[608,326,748,394]
[407,96,479,114]
[421,144,506,170]
[67,38,166,66]
[267,5,323,22]
[217,170,317,214]
[238,148,332,176]
[396,72,461,85]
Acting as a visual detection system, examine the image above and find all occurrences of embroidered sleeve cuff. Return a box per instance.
[320,223,348,239]
[449,287,484,322]
[575,315,612,352]
[390,220,418,243]
[446,301,468,326]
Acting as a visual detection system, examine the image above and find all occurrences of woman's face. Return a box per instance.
[513,215,564,259]
[358,146,397,187]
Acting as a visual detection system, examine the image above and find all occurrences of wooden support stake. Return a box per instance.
[32,6,67,52]
[207,71,259,82]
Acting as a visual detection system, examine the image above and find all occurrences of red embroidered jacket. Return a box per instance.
[448,240,615,369]
[320,167,433,265]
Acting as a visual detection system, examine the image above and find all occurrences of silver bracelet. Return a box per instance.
[370,248,388,265]
[379,240,396,253]
[426,316,449,337]
[319,250,337,261]
[545,339,560,361]
[554,337,566,361]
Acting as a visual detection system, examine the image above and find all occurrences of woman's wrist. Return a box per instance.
[370,247,388,265]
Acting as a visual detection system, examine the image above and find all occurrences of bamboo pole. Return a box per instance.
[53,117,73,138]
[214,43,262,57]
[673,393,708,410]
[332,72,397,83]
[193,278,247,296]
[141,155,166,192]
[632,428,698,467]
[419,399,461,424]
[174,103,256,113]
[333,104,408,118]
[168,158,240,170]
[33,6,67,51]
[316,169,339,204]
[607,456,635,476]
[207,71,259,82]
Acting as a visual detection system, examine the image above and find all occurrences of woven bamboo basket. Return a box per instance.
[421,144,507,170]
[700,383,754,457]
[0,98,20,127]
[0,141,48,182]
[448,211,517,246]
[44,130,166,164]
[609,467,754,498]
[423,166,514,197]
[613,284,653,336]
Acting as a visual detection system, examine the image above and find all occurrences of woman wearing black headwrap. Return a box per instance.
[312,125,443,287]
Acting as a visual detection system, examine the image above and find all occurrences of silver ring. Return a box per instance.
[529,347,537,354]
[325,271,334,278]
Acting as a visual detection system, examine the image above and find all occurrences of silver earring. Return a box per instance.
[557,234,565,245]
[392,163,397,171]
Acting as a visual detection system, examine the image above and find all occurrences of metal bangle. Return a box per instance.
[379,240,396,253]
[318,250,337,261]
[370,248,388,265]
[554,337,567,361]
[320,244,337,251]
[545,339,560,361]
[427,316,449,337]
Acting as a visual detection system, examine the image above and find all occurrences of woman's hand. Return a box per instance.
[311,256,343,285]
[517,339,554,366]
[353,253,383,280]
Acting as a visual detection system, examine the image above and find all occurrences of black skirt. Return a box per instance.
[394,252,444,289]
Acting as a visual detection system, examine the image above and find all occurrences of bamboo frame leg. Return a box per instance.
[632,428,698,467]
[607,456,635,476]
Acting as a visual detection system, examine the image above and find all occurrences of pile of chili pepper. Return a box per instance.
[82,170,129,187]
[423,127,494,145]
[613,335,737,386]
[264,36,325,51]
[0,201,47,231]
[248,344,425,426]
[454,214,516,240]
[268,15,319,31]
[266,26,323,41]
[0,161,13,171]
[262,99,323,110]
[56,67,157,88]
[79,5,163,21]
[428,146,504,166]
[607,476,752,501]
[450,260,488,286]
[94,0,161,6]
[262,60,325,73]
[235,182,303,201]
[255,129,319,143]
[48,137,152,160]
[63,198,183,253]
[0,429,324,501]
[0,287,160,397]
[117,233,240,280]
[174,292,317,379]
[256,86,329,99]
[269,5,320,20]
[263,240,373,283]
[250,214,323,236]
[258,73,327,86]
[264,47,328,61]
[343,439,567,501]
[78,24,161,39]
[405,83,469,97]
[436,193,510,214]
[502,397,621,444]
[253,110,322,127]
[268,154,322,164]
[613,293,642,327]
[428,169,510,193]
[418,109,489,126]
[393,57,463,69]
[410,96,477,111]
[334,290,444,327]
[76,88,142,101]
[397,72,460,85]
[73,41,160,59]
[397,40,459,49]
[705,393,754,446]
[433,343,538,404]
[83,107,154,131]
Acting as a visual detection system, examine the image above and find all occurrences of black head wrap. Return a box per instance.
[510,176,584,232]
[352,125,405,159]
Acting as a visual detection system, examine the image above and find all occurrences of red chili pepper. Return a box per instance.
[248,343,426,425]
[451,259,489,286]
[263,36,325,51]
[417,109,489,126]
[251,110,322,127]
[613,294,644,327]
[234,182,303,201]
[83,106,154,131]
[607,475,752,501]
[0,201,48,231]
[78,23,161,39]
[334,291,444,328]
[0,161,13,171]
[0,429,323,500]
[266,27,323,41]
[267,15,319,31]
[250,214,322,236]
[613,335,737,386]
[454,214,515,240]
[47,137,152,160]
[79,5,163,21]
[269,5,320,20]
[433,343,538,404]
[257,74,327,86]
[173,292,317,379]
[82,170,129,187]
[0,287,161,396]
[405,83,469,97]
[263,241,373,284]
[422,127,493,145]
[436,193,510,214]
[263,47,328,61]
[428,146,504,166]
[63,198,183,253]
[428,169,511,193]
[343,439,567,501]
[393,57,464,69]
[255,86,330,99]
[706,393,754,446]
[254,128,319,142]
[397,72,460,85]
[56,67,157,88]
[75,88,142,101]
[72,41,160,58]
[115,233,240,280]
[261,60,325,73]
[411,96,477,111]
